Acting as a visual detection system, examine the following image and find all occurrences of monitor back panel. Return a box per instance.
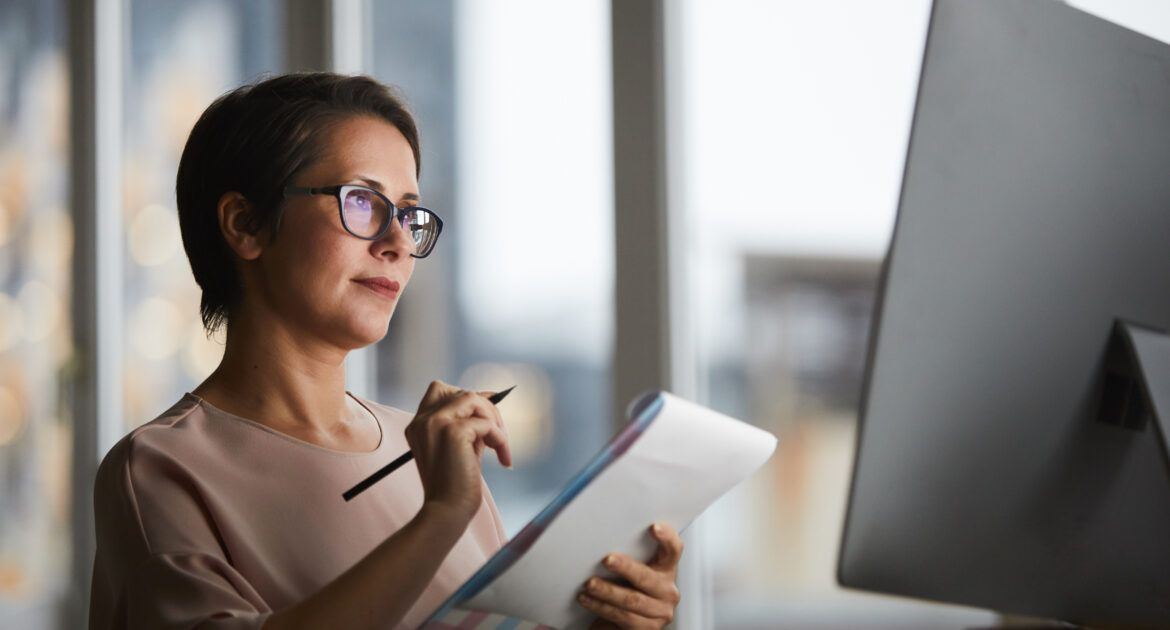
[838,0,1170,624]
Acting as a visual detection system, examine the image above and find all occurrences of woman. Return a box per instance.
[88,73,683,629]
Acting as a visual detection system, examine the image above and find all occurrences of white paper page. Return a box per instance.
[461,392,777,628]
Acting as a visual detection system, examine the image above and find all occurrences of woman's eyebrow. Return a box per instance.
[350,177,420,203]
[352,176,385,191]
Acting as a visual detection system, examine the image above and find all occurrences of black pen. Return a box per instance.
[342,385,516,502]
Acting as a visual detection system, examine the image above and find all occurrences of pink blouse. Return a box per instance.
[89,393,508,629]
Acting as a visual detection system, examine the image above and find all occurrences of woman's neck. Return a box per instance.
[191,306,355,437]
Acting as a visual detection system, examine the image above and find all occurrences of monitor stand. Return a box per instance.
[967,326,1170,629]
[1098,320,1170,463]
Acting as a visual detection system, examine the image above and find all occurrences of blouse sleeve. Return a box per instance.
[89,433,274,630]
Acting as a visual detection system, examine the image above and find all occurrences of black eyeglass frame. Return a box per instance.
[282,184,444,258]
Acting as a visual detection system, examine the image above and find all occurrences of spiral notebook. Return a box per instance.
[420,390,778,629]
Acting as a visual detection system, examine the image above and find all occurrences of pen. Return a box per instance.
[342,385,516,502]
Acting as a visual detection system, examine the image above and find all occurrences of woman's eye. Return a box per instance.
[346,192,373,211]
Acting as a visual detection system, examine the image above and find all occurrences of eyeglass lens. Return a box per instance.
[340,187,383,238]
[341,187,437,255]
[399,207,438,255]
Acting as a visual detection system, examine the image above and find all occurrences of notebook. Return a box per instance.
[421,390,778,629]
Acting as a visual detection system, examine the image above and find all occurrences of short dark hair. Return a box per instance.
[175,72,421,334]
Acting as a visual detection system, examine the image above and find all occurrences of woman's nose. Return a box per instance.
[374,213,414,259]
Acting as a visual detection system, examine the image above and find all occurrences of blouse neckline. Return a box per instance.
[183,391,386,457]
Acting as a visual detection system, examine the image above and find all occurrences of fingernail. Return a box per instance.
[603,554,616,567]
[652,523,662,535]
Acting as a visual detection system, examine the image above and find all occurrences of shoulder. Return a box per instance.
[93,395,216,557]
[95,395,205,492]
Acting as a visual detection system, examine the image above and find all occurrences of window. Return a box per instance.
[371,0,615,534]
[675,0,995,625]
[21,2,1170,627]
[0,1,71,626]
[121,0,283,429]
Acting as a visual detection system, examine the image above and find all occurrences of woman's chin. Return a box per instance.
[345,314,394,348]
[313,301,396,350]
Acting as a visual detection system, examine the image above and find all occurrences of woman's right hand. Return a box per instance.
[262,381,512,630]
[406,380,513,524]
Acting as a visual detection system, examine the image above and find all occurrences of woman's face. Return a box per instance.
[249,115,420,351]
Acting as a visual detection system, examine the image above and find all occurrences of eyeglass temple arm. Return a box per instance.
[283,185,341,198]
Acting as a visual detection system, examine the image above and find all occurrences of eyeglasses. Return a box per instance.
[283,184,444,258]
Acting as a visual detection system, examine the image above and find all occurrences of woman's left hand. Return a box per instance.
[579,522,684,629]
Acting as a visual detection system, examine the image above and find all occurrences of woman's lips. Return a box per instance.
[353,277,400,299]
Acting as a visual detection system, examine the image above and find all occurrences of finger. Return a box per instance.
[415,415,508,472]
[442,413,508,456]
[448,392,512,467]
[432,407,512,469]
[581,575,674,622]
[479,422,511,468]
[577,591,663,630]
[600,553,680,604]
[418,380,462,415]
[433,390,500,426]
[475,390,509,438]
[413,390,513,468]
[648,522,684,571]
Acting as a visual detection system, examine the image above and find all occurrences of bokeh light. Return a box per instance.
[0,292,23,352]
[0,385,26,446]
[130,297,185,360]
[18,281,61,342]
[128,203,181,267]
[0,200,10,246]
[0,157,28,232]
[182,320,225,381]
[28,207,73,281]
[458,361,554,464]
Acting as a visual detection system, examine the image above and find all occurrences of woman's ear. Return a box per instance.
[216,191,265,261]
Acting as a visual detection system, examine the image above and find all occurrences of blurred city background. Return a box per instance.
[1,0,1167,628]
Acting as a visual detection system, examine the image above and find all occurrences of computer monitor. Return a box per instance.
[837,0,1170,626]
